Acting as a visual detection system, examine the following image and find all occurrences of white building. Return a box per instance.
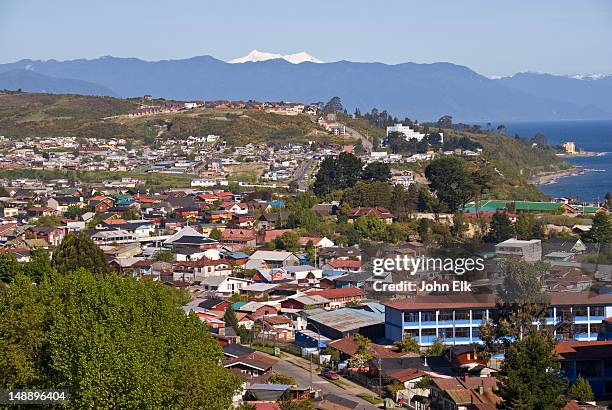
[495,239,542,262]
[200,276,252,296]
[386,123,427,141]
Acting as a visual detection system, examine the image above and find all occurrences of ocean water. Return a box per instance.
[482,120,612,202]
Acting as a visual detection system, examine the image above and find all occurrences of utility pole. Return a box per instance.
[309,351,313,388]
[377,353,382,398]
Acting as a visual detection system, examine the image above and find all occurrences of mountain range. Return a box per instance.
[0,53,610,121]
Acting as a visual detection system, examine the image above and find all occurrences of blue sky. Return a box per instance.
[1,0,611,76]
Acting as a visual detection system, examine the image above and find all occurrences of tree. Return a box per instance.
[23,249,53,283]
[0,270,241,409]
[424,156,474,211]
[347,334,372,369]
[497,329,568,409]
[209,227,222,241]
[488,211,514,243]
[588,212,612,243]
[34,215,62,228]
[342,181,393,209]
[451,211,468,239]
[514,212,533,240]
[361,162,391,182]
[313,153,363,197]
[223,306,239,331]
[437,115,453,129]
[52,232,109,274]
[426,338,447,357]
[65,205,87,220]
[274,231,300,252]
[268,373,297,385]
[395,333,420,353]
[0,252,21,283]
[532,133,548,146]
[323,96,343,114]
[568,375,594,402]
[497,257,549,340]
[152,250,174,262]
[320,347,340,363]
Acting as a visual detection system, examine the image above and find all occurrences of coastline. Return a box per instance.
[558,151,600,158]
[528,166,584,185]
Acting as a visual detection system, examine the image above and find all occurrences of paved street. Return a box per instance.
[343,125,373,153]
[289,158,315,191]
[271,353,381,410]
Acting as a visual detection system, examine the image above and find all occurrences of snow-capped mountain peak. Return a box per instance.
[228,50,323,64]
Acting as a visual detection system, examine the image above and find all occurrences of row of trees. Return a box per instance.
[313,153,495,214]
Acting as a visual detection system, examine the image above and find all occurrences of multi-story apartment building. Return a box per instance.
[494,238,542,262]
[384,292,612,346]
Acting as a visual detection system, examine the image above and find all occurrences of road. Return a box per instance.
[271,353,381,410]
[289,158,315,191]
[343,125,373,153]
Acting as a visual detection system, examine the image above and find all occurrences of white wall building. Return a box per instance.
[386,123,427,141]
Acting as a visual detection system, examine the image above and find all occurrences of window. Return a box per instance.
[421,311,435,322]
[404,329,419,338]
[472,310,486,320]
[404,312,419,322]
[455,310,470,320]
[590,324,603,334]
[439,311,453,321]
[472,327,480,338]
[421,328,436,336]
[574,324,589,334]
[438,328,452,339]
[573,306,588,317]
[455,328,470,338]
[590,306,604,317]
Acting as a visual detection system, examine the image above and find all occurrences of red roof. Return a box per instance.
[555,341,612,360]
[327,259,361,269]
[384,294,497,310]
[306,287,363,300]
[222,229,256,241]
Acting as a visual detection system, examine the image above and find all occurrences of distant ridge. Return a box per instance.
[0,69,117,97]
[0,55,610,121]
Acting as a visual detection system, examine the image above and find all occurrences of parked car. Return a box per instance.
[321,368,339,380]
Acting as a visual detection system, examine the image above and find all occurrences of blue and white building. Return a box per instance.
[384,292,612,346]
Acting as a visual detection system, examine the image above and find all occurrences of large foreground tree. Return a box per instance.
[0,270,241,409]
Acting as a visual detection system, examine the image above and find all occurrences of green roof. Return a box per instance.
[464,200,562,213]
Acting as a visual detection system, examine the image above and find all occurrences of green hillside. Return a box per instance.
[0,91,351,145]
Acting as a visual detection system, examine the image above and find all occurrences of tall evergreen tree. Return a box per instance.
[497,329,568,410]
[52,232,109,274]
[489,211,514,243]
[424,156,474,211]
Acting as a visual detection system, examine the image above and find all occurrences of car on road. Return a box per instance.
[321,368,340,380]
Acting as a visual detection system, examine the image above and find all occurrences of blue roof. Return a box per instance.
[116,200,135,206]
[231,301,248,310]
[230,252,249,259]
[267,200,285,207]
